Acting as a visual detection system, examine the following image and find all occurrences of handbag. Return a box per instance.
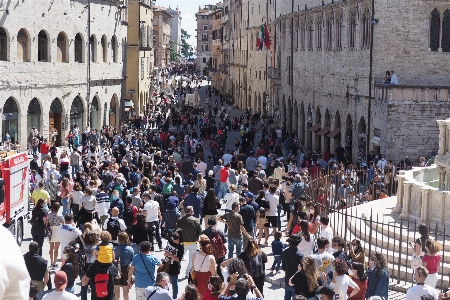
[190,251,207,285]
[157,258,171,273]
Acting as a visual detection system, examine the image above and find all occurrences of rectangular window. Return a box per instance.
[203,25,208,30]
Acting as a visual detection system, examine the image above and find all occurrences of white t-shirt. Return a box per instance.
[224,192,240,210]
[197,162,208,176]
[144,200,160,222]
[257,156,268,169]
[71,190,84,205]
[222,153,233,165]
[265,193,279,217]
[0,225,30,300]
[331,275,358,300]
[42,291,78,300]
[59,224,82,250]
[276,129,282,138]
[319,226,334,253]
[297,233,315,255]
[405,284,440,300]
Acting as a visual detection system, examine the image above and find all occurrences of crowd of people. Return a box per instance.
[1,71,446,300]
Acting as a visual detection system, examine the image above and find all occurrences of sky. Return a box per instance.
[155,0,213,49]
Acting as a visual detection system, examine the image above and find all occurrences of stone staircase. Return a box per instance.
[331,197,450,291]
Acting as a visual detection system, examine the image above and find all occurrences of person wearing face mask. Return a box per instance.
[162,229,185,299]
[316,237,335,282]
[318,215,334,252]
[348,239,366,268]
[331,237,347,261]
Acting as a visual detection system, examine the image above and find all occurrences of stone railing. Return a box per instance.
[393,165,450,230]
[374,83,450,102]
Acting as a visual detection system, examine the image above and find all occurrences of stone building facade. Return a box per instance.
[222,0,450,163]
[196,5,214,75]
[167,6,182,57]
[153,7,172,69]
[125,0,154,117]
[210,8,223,90]
[0,0,127,149]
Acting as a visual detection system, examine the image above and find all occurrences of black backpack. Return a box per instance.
[122,206,134,227]
[106,218,120,241]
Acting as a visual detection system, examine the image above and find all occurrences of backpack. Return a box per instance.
[122,206,134,227]
[211,228,227,258]
[106,218,120,241]
[162,183,173,196]
[94,272,110,298]
[279,190,286,205]
[258,207,266,218]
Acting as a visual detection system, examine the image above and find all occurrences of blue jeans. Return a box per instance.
[60,170,68,179]
[228,237,243,259]
[65,286,74,293]
[271,255,282,272]
[169,275,179,299]
[217,182,228,200]
[61,198,69,216]
[72,165,79,178]
[284,285,296,300]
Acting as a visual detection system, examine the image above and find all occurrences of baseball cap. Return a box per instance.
[316,286,335,297]
[244,192,254,199]
[54,271,68,289]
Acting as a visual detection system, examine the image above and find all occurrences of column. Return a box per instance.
[446,167,450,191]
[400,182,412,219]
[438,166,446,190]
[392,175,404,213]
[420,189,430,223]
[446,121,450,155]
[437,120,446,154]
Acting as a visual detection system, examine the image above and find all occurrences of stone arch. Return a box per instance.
[287,97,293,133]
[2,97,19,143]
[38,30,50,62]
[333,111,342,147]
[17,28,31,62]
[74,33,84,63]
[27,98,42,133]
[103,102,107,127]
[89,34,97,62]
[314,107,322,152]
[358,116,367,151]
[306,104,313,150]
[49,98,63,145]
[324,109,331,152]
[101,35,108,62]
[293,100,299,138]
[430,8,440,51]
[70,95,85,129]
[111,35,118,62]
[90,95,100,129]
[57,31,68,62]
[258,93,262,115]
[442,9,450,52]
[0,27,9,61]
[299,103,305,145]
[109,93,119,127]
[345,114,353,159]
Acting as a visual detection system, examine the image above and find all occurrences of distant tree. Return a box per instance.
[169,40,180,61]
[181,29,194,58]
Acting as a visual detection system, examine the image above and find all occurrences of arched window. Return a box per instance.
[335,12,343,51]
[57,32,68,62]
[38,30,49,62]
[430,8,440,51]
[74,33,84,63]
[308,19,313,51]
[326,16,333,51]
[349,10,357,50]
[202,57,207,63]
[101,35,107,62]
[0,27,7,61]
[17,28,30,62]
[316,15,322,51]
[361,9,371,49]
[89,35,97,62]
[111,36,117,63]
[442,9,450,52]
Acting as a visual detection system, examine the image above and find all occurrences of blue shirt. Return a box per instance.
[114,245,134,266]
[166,196,179,211]
[131,253,160,288]
[183,193,203,218]
[239,203,255,233]
[271,239,286,256]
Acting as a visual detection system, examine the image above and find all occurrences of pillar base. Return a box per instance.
[399,212,410,220]
[391,204,403,214]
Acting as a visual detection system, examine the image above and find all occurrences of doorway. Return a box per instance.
[49,98,63,146]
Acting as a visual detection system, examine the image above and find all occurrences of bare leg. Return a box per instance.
[53,242,60,264]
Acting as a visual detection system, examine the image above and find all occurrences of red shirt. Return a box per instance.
[126,203,139,225]
[422,254,441,274]
[220,167,229,183]
[40,143,50,154]
[256,148,265,156]
[202,290,218,300]
[160,132,167,142]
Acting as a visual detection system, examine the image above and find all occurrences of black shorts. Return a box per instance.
[114,265,130,286]
[264,216,277,228]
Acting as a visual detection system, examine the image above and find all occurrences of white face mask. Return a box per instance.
[330,247,338,253]
[348,269,353,276]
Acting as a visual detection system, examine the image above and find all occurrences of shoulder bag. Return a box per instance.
[190,250,208,285]
[140,253,154,283]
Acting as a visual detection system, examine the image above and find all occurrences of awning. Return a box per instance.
[124,100,134,108]
[317,126,330,136]
[309,123,322,132]
[372,136,381,145]
[327,127,341,138]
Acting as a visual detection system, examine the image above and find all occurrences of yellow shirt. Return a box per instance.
[97,242,114,264]
[31,189,50,204]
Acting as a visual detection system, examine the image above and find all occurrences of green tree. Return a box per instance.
[181,29,194,58]
[169,40,180,61]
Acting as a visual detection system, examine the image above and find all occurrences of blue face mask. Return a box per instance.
[113,195,119,200]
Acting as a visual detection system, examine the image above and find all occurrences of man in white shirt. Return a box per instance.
[318,215,334,253]
[257,154,268,170]
[59,214,82,264]
[276,128,283,146]
[142,191,163,250]
[376,155,387,174]
[406,267,439,300]
[103,207,127,245]
[264,186,280,243]
[42,271,77,300]
[390,70,398,85]
[222,149,233,165]
[197,157,208,176]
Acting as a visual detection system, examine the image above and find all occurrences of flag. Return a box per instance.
[256,25,263,50]
[264,23,271,49]
[259,24,265,50]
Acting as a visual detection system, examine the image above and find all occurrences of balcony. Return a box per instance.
[267,67,280,79]
[374,83,450,102]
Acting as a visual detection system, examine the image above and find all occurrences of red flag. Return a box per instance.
[264,23,271,49]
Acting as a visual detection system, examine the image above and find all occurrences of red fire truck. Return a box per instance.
[0,152,29,245]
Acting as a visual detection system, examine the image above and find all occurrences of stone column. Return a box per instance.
[437,120,446,155]
[446,168,450,191]
[400,182,412,219]
[438,166,446,190]
[392,175,404,213]
[420,189,430,223]
[446,121,450,155]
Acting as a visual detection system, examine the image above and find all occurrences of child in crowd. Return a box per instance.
[96,231,113,264]
[270,231,287,273]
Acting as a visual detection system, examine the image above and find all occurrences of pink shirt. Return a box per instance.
[422,254,441,274]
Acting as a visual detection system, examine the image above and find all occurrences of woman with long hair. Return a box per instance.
[194,173,207,195]
[163,228,185,299]
[71,182,84,220]
[422,239,442,288]
[114,232,134,300]
[129,213,152,254]
[61,245,79,294]
[366,252,389,299]
[181,284,201,300]
[307,202,320,234]
[47,202,64,267]
[202,274,223,300]
[296,220,315,255]
[60,177,73,216]
[202,188,219,225]
[330,258,360,300]
[348,262,368,300]
[190,235,216,296]
[285,200,305,235]
[348,239,366,268]
[219,257,249,283]
[31,198,48,256]
[289,255,321,300]
[238,239,268,295]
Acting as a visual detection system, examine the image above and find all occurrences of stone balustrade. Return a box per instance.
[374,84,450,102]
